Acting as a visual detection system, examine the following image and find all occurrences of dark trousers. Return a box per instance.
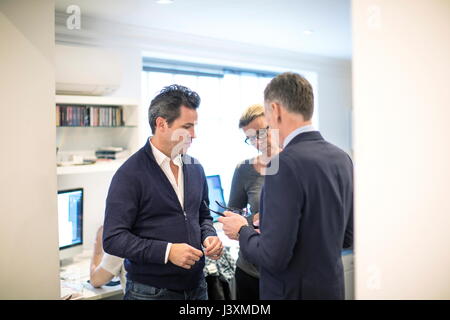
[235,266,260,300]
[124,278,208,300]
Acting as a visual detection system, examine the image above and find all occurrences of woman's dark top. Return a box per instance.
[228,158,264,278]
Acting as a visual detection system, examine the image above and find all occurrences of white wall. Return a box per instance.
[0,0,60,299]
[318,70,353,154]
[353,0,450,299]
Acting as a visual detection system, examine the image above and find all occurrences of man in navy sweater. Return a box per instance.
[219,72,353,299]
[103,85,223,300]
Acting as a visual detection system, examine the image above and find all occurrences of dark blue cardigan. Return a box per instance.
[103,139,217,290]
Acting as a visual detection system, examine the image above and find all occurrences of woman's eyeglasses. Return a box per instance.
[203,200,249,217]
[245,126,269,145]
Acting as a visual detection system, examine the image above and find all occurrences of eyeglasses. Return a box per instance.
[244,126,269,145]
[203,200,249,217]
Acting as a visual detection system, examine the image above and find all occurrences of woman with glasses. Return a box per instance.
[228,104,281,300]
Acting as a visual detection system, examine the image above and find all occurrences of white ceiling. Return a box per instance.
[56,0,351,59]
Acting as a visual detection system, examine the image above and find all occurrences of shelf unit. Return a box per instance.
[57,159,128,176]
[56,95,138,106]
[57,125,137,128]
[56,95,140,175]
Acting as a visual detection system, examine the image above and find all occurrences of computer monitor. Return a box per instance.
[206,175,226,222]
[58,188,83,263]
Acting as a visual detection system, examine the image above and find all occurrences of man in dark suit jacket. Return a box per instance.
[219,72,353,300]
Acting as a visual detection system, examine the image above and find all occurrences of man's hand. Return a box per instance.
[252,213,261,233]
[218,211,248,240]
[203,236,223,260]
[252,213,260,227]
[168,243,203,269]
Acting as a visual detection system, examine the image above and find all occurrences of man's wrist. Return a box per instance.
[238,224,248,235]
[165,243,172,264]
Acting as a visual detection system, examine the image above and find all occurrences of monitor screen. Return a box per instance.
[58,188,83,249]
[206,175,226,222]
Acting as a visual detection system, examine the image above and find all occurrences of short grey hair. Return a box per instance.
[264,72,314,120]
[238,104,265,128]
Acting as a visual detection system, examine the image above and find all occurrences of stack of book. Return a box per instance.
[56,105,124,127]
[95,147,129,160]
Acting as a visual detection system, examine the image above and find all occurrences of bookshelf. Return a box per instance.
[55,95,140,175]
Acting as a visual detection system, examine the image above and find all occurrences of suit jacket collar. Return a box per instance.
[284,131,324,148]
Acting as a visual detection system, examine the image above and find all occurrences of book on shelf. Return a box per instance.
[56,105,60,126]
[95,147,129,160]
[56,104,124,127]
[97,146,124,152]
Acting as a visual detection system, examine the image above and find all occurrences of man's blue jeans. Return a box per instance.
[124,278,209,300]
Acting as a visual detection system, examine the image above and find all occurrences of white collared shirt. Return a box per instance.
[283,124,316,148]
[149,138,184,264]
[149,138,184,210]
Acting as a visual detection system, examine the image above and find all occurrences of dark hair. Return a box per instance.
[148,84,201,134]
[264,72,314,120]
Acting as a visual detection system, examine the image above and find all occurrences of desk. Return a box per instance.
[60,250,123,300]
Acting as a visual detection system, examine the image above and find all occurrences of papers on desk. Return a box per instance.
[61,291,83,300]
[61,283,84,300]
[60,250,123,300]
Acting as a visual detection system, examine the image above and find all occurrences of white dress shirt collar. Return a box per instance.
[149,138,183,167]
[149,138,184,210]
[283,124,316,148]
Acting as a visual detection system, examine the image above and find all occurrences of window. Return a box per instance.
[141,60,318,201]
